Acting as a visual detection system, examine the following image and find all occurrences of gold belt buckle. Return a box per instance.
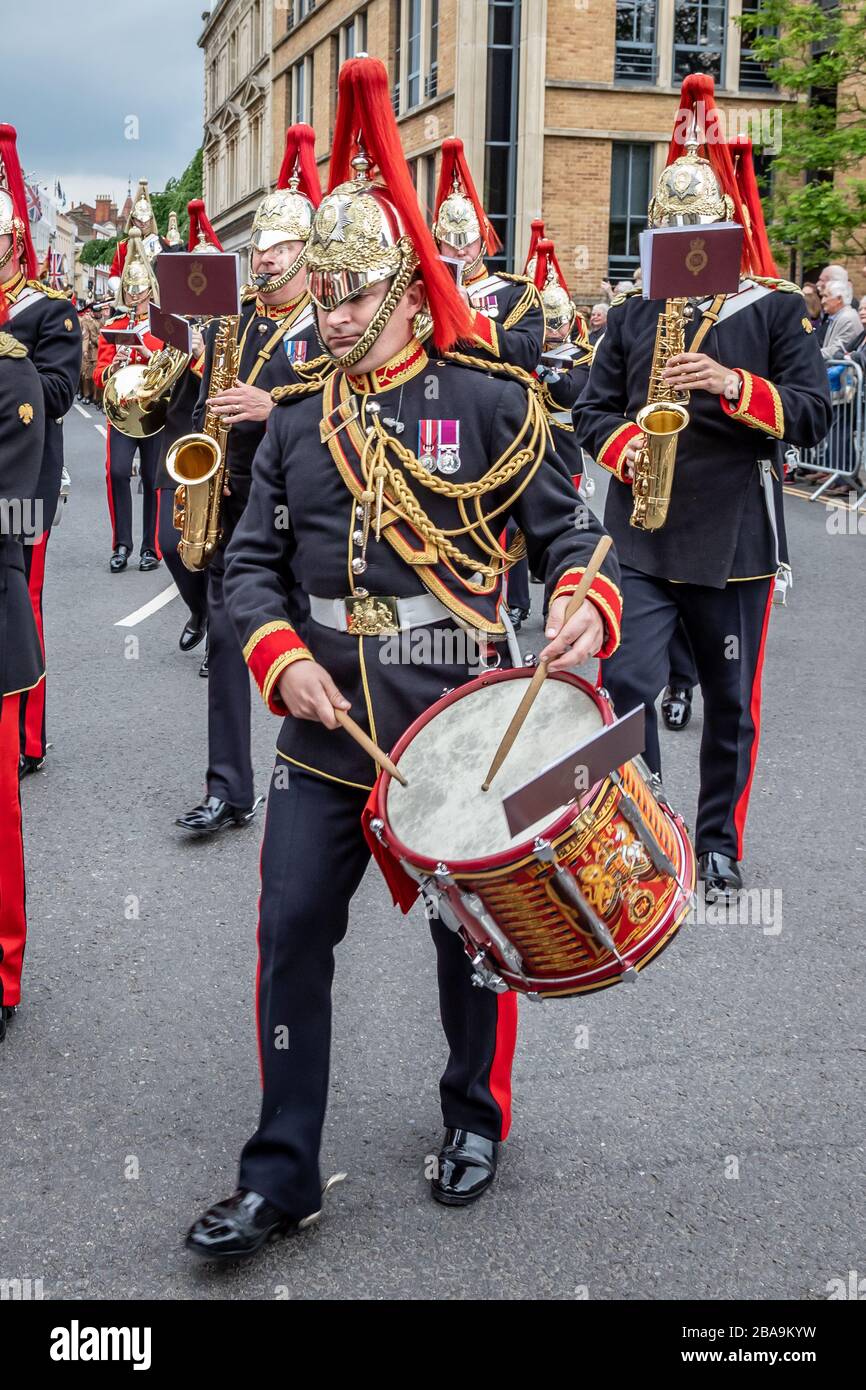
[345,593,400,636]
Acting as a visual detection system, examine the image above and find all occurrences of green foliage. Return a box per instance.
[738,2,866,260]
[151,148,204,244]
[78,236,119,267]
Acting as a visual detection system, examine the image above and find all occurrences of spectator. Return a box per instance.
[589,302,608,345]
[802,282,822,326]
[819,278,863,360]
[816,263,858,344]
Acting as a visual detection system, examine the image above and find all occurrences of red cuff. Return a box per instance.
[242,620,313,713]
[597,421,642,481]
[191,352,205,379]
[552,567,622,658]
[470,309,498,355]
[719,369,785,438]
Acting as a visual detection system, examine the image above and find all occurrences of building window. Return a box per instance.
[249,109,262,191]
[229,31,239,91]
[426,0,439,99]
[392,0,402,112]
[291,55,313,124]
[227,136,238,207]
[484,0,521,270]
[738,0,776,91]
[250,0,262,61]
[407,0,422,109]
[608,143,651,282]
[615,2,656,82]
[340,9,367,63]
[421,151,436,220]
[673,0,727,85]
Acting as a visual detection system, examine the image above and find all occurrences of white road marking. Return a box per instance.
[115,583,179,627]
[73,402,90,418]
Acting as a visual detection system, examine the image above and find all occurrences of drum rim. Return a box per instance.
[377,667,615,874]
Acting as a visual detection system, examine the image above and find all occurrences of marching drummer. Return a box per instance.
[185,58,622,1261]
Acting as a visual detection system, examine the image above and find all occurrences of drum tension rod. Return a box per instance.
[533,839,638,982]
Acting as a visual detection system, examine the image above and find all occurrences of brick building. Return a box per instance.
[200,1,836,305]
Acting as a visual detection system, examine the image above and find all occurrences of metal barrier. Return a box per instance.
[790,357,866,509]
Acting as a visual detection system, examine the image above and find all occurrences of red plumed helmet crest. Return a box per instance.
[433,137,501,257]
[277,124,322,205]
[187,198,223,252]
[0,123,38,280]
[523,218,546,277]
[727,135,777,277]
[315,56,472,351]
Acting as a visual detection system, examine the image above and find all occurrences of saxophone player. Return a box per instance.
[175,125,324,837]
[574,75,831,902]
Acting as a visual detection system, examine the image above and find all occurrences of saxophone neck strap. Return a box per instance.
[689,293,727,353]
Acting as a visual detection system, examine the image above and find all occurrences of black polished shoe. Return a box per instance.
[661,685,693,731]
[431,1128,498,1207]
[179,612,206,652]
[507,605,530,633]
[198,649,209,678]
[109,545,130,573]
[699,852,744,904]
[175,794,264,835]
[18,753,46,779]
[139,549,160,573]
[0,1004,16,1044]
[185,1189,315,1262]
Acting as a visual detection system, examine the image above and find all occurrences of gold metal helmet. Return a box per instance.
[305,150,420,365]
[433,188,481,251]
[127,179,158,237]
[165,210,182,247]
[648,134,733,228]
[0,188,23,243]
[541,282,576,336]
[115,228,160,310]
[250,184,316,253]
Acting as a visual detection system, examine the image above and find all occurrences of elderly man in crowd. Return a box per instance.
[819,278,863,361]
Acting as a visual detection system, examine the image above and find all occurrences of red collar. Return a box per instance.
[256,291,306,320]
[346,338,428,395]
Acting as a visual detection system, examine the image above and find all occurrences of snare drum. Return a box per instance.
[370,668,695,999]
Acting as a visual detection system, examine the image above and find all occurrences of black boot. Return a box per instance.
[109,545,130,573]
[699,851,743,904]
[175,794,263,835]
[661,685,693,731]
[185,1189,317,1261]
[431,1129,498,1207]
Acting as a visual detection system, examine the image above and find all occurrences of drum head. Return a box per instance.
[386,675,604,863]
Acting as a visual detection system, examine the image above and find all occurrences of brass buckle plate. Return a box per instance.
[345,594,400,636]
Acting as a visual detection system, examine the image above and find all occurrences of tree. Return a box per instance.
[151,148,203,245]
[738,2,866,267]
[78,236,119,267]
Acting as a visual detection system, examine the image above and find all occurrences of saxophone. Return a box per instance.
[630,297,693,531]
[165,315,241,571]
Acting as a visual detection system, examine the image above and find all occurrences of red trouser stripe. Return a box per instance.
[489,992,518,1140]
[153,486,163,561]
[0,694,26,1007]
[23,531,49,758]
[733,579,775,859]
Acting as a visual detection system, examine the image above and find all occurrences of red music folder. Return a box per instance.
[639,223,744,300]
[156,252,241,317]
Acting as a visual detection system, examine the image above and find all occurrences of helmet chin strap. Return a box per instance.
[0,242,14,272]
[253,246,307,298]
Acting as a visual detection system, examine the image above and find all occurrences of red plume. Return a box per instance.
[523,218,545,275]
[0,124,37,279]
[727,136,777,277]
[432,137,501,256]
[110,241,128,279]
[665,75,757,275]
[535,237,571,295]
[327,57,472,350]
[277,124,322,206]
[187,198,223,251]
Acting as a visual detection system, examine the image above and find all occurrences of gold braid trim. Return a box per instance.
[271,357,336,405]
[503,279,542,330]
[356,386,548,580]
[443,350,540,393]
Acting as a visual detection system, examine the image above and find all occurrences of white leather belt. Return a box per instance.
[309,591,454,634]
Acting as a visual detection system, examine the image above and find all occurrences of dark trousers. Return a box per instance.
[105,427,162,555]
[238,765,517,1218]
[667,619,698,692]
[157,487,208,620]
[206,545,252,806]
[601,565,775,859]
[20,530,49,761]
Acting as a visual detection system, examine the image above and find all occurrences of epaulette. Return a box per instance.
[26,279,67,300]
[442,349,538,391]
[0,332,27,359]
[499,271,534,288]
[610,287,641,307]
[272,364,334,405]
[751,274,803,296]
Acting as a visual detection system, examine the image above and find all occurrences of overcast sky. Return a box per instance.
[3,0,208,209]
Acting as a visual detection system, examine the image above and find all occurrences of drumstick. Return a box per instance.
[481,535,613,793]
[334,708,408,787]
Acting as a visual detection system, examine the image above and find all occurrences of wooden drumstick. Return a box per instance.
[334,708,408,787]
[481,535,613,793]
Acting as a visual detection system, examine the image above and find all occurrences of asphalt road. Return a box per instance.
[1,401,863,1301]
